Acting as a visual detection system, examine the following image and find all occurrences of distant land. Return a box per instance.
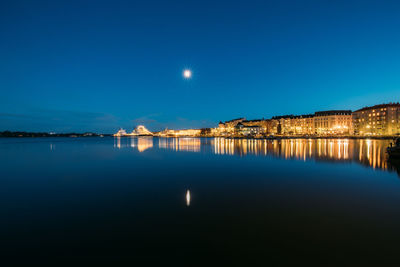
[0,131,111,138]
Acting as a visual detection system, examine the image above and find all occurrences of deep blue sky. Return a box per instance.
[1,0,399,133]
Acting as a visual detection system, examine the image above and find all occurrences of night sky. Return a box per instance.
[1,0,399,133]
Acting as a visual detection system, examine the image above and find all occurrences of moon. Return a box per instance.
[183,69,192,79]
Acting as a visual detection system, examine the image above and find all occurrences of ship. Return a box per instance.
[113,128,127,137]
[113,126,153,137]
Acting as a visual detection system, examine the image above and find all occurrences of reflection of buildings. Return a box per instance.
[354,139,387,170]
[114,137,153,152]
[113,136,398,176]
[114,137,123,149]
[130,137,153,152]
[212,138,393,173]
[353,103,400,136]
[158,137,201,152]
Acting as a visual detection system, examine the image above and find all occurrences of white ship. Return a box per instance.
[113,128,128,137]
[113,125,153,137]
[130,125,153,136]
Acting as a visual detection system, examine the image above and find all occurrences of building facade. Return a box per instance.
[217,118,269,136]
[352,103,400,135]
[217,118,246,135]
[235,123,264,136]
[241,119,269,134]
[313,110,352,135]
[157,128,201,137]
[271,115,314,135]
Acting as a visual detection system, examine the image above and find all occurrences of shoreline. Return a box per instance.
[1,131,398,140]
[2,135,396,140]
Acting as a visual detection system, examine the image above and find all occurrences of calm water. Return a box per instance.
[1,137,400,265]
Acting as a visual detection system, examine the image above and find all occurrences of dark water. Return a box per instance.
[1,137,400,266]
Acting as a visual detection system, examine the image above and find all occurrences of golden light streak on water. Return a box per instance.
[114,137,393,172]
[186,190,191,206]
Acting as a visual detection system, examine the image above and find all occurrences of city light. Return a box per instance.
[113,103,399,138]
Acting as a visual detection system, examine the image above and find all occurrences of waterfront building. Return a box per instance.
[271,115,294,135]
[293,114,315,135]
[173,129,201,136]
[352,103,400,136]
[267,119,280,135]
[241,119,269,134]
[157,128,201,137]
[314,110,352,135]
[270,115,314,135]
[114,102,399,138]
[235,123,264,136]
[210,127,221,136]
[218,118,246,135]
[156,128,176,136]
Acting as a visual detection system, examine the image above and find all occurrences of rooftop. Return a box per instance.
[354,103,400,112]
[272,114,314,119]
[314,110,352,116]
[242,119,265,123]
[221,117,246,124]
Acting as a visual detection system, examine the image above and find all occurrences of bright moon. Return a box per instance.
[183,69,192,79]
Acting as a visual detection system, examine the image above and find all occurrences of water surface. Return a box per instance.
[1,137,400,265]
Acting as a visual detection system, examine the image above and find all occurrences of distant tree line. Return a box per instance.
[0,131,111,138]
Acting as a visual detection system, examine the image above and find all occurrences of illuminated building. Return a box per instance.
[314,110,352,135]
[113,102,399,138]
[156,128,201,137]
[235,123,264,136]
[293,115,315,135]
[241,119,269,133]
[352,103,400,136]
[173,129,201,136]
[271,114,314,135]
[217,118,246,135]
[210,127,222,136]
[267,119,280,135]
[271,115,294,135]
[218,119,270,136]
